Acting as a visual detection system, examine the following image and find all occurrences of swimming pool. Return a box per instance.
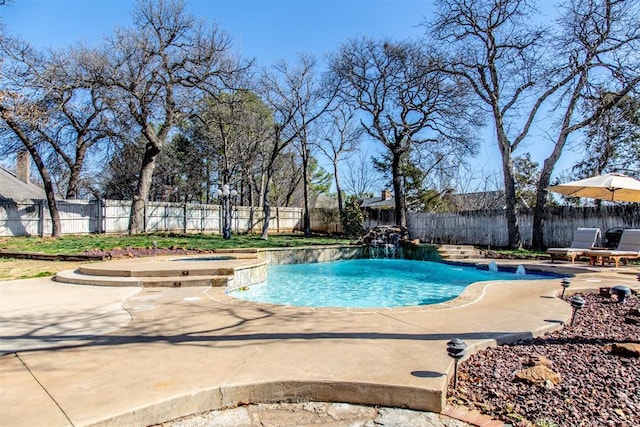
[228,258,553,308]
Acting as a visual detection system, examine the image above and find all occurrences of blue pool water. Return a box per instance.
[229,259,552,308]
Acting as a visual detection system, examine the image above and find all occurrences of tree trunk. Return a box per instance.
[496,131,521,249]
[31,148,62,237]
[391,149,407,227]
[260,155,277,240]
[532,74,587,250]
[0,116,63,237]
[302,148,311,237]
[260,177,271,240]
[502,167,521,249]
[246,176,255,233]
[22,149,62,237]
[65,149,86,199]
[532,127,574,249]
[129,143,160,234]
[334,158,343,215]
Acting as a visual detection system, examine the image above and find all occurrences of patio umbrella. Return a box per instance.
[546,173,640,202]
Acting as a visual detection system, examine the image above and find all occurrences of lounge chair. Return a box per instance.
[585,229,640,268]
[546,227,601,263]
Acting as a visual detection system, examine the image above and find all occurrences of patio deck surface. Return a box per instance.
[1,255,638,426]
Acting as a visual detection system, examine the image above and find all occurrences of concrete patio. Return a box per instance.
[1,254,638,426]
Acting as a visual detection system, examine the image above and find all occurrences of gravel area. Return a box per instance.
[448,292,640,426]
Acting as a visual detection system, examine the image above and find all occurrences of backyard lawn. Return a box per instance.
[0,233,351,280]
[0,233,351,255]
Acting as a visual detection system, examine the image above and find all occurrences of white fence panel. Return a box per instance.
[145,203,166,232]
[0,199,303,237]
[185,205,220,233]
[103,200,131,234]
[0,201,42,236]
[273,207,303,232]
[58,200,98,234]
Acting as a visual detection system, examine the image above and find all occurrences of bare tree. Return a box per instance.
[189,88,270,201]
[573,93,640,179]
[431,0,640,249]
[531,0,640,248]
[38,47,120,199]
[342,149,383,198]
[431,0,552,248]
[317,103,363,214]
[97,0,247,234]
[0,37,64,235]
[329,36,478,227]
[257,55,332,239]
[288,54,336,237]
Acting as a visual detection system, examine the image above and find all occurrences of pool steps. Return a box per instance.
[436,244,482,260]
[55,270,233,287]
[54,253,266,288]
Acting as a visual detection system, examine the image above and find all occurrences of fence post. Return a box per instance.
[38,199,45,237]
[164,203,168,232]
[183,203,188,234]
[96,199,102,233]
[249,206,254,234]
[219,204,223,237]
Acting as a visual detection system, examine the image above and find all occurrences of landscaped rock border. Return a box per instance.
[449,292,640,426]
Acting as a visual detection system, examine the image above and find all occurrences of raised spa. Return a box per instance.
[229,258,554,308]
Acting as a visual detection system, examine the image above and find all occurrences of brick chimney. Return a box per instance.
[16,151,30,184]
[381,189,392,200]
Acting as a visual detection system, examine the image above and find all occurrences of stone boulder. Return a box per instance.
[526,354,554,368]
[624,307,640,325]
[611,343,640,358]
[362,226,410,246]
[515,365,562,388]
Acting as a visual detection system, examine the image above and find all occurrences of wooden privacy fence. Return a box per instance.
[408,205,640,248]
[0,199,303,237]
[2,200,637,247]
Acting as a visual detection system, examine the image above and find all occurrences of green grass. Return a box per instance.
[26,271,56,278]
[0,233,351,255]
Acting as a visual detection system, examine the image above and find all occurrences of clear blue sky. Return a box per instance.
[2,0,573,192]
[2,0,432,67]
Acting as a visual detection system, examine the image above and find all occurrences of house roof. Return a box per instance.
[448,190,534,211]
[361,195,395,210]
[0,167,46,202]
[310,194,339,209]
[446,190,505,211]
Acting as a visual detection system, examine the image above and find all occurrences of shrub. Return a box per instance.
[340,195,366,240]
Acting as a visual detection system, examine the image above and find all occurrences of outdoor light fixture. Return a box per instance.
[560,278,571,299]
[569,295,585,325]
[446,338,467,392]
[611,285,631,304]
[217,184,238,240]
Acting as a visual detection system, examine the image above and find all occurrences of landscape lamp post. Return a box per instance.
[569,295,585,325]
[217,184,237,240]
[611,285,631,304]
[560,278,571,299]
[446,338,467,392]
